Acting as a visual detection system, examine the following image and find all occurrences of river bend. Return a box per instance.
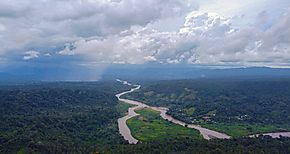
[116,80,230,144]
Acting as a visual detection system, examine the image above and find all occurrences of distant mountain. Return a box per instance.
[1,64,290,82]
[101,65,290,80]
[0,64,103,83]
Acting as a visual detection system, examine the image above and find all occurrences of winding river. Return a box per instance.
[116,80,230,144]
[116,79,290,144]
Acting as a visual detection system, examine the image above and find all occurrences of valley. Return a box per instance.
[117,80,290,144]
[1,79,290,154]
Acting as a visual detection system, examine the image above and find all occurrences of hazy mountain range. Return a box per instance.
[1,65,290,83]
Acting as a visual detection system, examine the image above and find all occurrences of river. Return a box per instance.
[116,79,290,144]
[116,80,230,144]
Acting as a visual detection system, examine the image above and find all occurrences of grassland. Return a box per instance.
[127,108,202,142]
[202,123,290,137]
[116,100,290,141]
[116,101,135,116]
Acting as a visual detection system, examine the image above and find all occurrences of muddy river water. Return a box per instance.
[116,80,290,144]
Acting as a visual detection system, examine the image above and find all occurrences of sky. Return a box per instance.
[0,0,290,71]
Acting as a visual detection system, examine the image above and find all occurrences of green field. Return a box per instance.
[117,102,289,139]
[202,123,290,137]
[116,101,135,116]
[127,108,202,142]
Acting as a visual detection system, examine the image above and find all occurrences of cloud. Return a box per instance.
[44,53,51,57]
[23,50,40,60]
[190,11,290,66]
[0,0,196,56]
[56,12,232,64]
[60,9,290,67]
[0,24,5,31]
[0,0,289,68]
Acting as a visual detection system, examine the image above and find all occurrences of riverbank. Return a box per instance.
[127,108,202,142]
[116,79,290,144]
[116,80,230,144]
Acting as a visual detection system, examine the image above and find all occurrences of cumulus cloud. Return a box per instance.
[0,0,196,55]
[60,9,290,67]
[187,11,290,66]
[23,51,40,60]
[0,0,289,67]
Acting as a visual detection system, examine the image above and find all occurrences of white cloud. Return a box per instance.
[0,0,195,56]
[0,0,289,67]
[0,24,5,31]
[23,50,40,60]
[58,43,76,56]
[44,53,51,57]
[60,9,290,67]
[59,12,231,64]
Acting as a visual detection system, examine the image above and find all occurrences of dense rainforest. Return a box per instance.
[107,136,290,154]
[0,81,131,153]
[124,79,290,137]
[125,79,290,125]
[1,79,290,154]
